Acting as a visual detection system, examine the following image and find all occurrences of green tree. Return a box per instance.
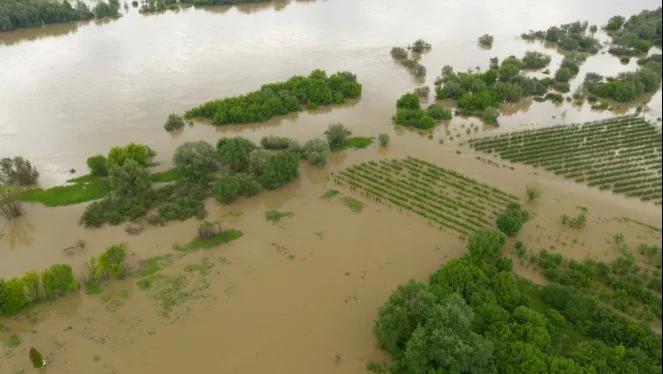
[260,151,299,190]
[109,160,152,199]
[302,139,330,166]
[86,155,108,177]
[0,157,39,186]
[213,175,241,204]
[217,137,257,172]
[396,93,420,110]
[325,123,350,149]
[41,264,77,299]
[107,143,152,168]
[496,203,527,236]
[173,141,220,180]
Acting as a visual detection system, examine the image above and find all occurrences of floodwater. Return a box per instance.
[1,0,662,373]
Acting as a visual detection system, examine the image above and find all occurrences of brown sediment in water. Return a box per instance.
[1,0,662,372]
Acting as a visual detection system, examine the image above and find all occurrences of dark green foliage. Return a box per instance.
[302,139,329,166]
[478,34,494,47]
[92,0,120,18]
[107,143,153,169]
[0,0,96,32]
[0,278,29,315]
[390,47,408,59]
[378,134,390,146]
[184,70,361,125]
[0,156,39,186]
[217,137,257,172]
[522,20,600,53]
[482,106,499,125]
[164,114,185,132]
[86,155,108,177]
[29,347,44,368]
[325,123,351,150]
[396,93,420,110]
[85,243,127,289]
[409,39,431,54]
[393,94,450,129]
[259,151,299,189]
[496,202,527,236]
[154,180,207,221]
[41,264,77,299]
[522,51,551,69]
[109,160,151,198]
[213,175,241,204]
[426,104,452,121]
[607,8,661,54]
[583,56,662,102]
[0,184,23,218]
[260,136,300,153]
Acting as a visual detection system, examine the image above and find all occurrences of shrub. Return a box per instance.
[235,173,261,197]
[0,157,39,186]
[29,347,45,368]
[0,278,29,315]
[154,181,207,221]
[260,136,300,153]
[248,149,270,178]
[396,93,421,110]
[0,184,23,219]
[427,104,452,120]
[302,139,330,166]
[526,184,542,200]
[409,39,431,54]
[390,47,408,59]
[378,134,390,147]
[605,15,625,31]
[213,175,241,204]
[197,220,221,240]
[217,137,257,172]
[173,141,220,180]
[466,229,507,265]
[260,151,299,190]
[482,106,500,125]
[514,241,527,258]
[478,34,494,47]
[414,86,430,98]
[496,203,527,236]
[41,264,77,299]
[86,155,108,177]
[107,143,152,169]
[522,51,551,69]
[164,114,185,132]
[86,243,127,287]
[325,123,351,149]
[109,160,152,199]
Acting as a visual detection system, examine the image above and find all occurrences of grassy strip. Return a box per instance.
[265,210,293,224]
[341,196,364,213]
[345,136,373,149]
[173,230,243,253]
[149,168,183,183]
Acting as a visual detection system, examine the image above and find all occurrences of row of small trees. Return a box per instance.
[0,0,120,32]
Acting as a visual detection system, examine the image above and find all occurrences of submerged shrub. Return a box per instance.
[260,151,299,190]
[496,203,528,236]
[325,123,351,149]
[396,93,421,110]
[390,47,408,59]
[302,139,330,166]
[173,141,220,180]
[0,184,23,219]
[109,160,152,199]
[164,114,185,132]
[478,34,494,47]
[378,133,390,146]
[0,157,39,186]
[409,39,432,54]
[522,51,551,69]
[213,175,241,204]
[29,347,45,368]
[197,220,221,240]
[248,149,270,178]
[86,155,108,177]
[86,243,127,287]
[260,136,300,153]
[217,137,257,172]
[41,264,77,299]
[427,104,452,121]
[526,184,542,201]
[107,143,153,169]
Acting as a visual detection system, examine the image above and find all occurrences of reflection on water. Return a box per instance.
[0,215,35,249]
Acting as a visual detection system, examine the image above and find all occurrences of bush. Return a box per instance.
[184,70,362,125]
[426,104,452,120]
[0,157,39,186]
[396,93,421,110]
[41,264,77,299]
[248,149,270,178]
[478,34,494,47]
[173,141,220,180]
[526,184,542,200]
[86,243,127,287]
[197,220,221,240]
[213,175,241,204]
[260,151,299,190]
[482,106,500,125]
[325,123,351,150]
[217,137,257,172]
[0,0,95,32]
[605,15,625,31]
[0,184,23,219]
[107,143,152,169]
[0,278,30,315]
[378,134,390,147]
[86,155,108,177]
[164,114,185,132]
[260,136,300,153]
[496,203,527,236]
[409,39,431,54]
[390,47,408,59]
[414,86,430,98]
[109,160,152,199]
[522,51,551,69]
[29,347,45,368]
[302,139,330,166]
[393,109,436,129]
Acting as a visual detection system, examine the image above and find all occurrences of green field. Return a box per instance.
[332,157,518,235]
[468,115,662,204]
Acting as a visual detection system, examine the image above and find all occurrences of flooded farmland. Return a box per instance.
[1,0,661,373]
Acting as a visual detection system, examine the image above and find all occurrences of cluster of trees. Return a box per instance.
[521,51,551,70]
[435,56,553,124]
[184,70,362,125]
[392,92,452,129]
[496,202,528,236]
[0,156,39,219]
[139,0,271,13]
[478,34,494,47]
[521,20,600,53]
[0,264,76,315]
[0,0,120,32]
[583,54,662,102]
[390,39,431,78]
[371,228,662,373]
[164,114,185,132]
[606,8,661,56]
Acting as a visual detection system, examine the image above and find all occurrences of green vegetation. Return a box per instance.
[495,202,528,236]
[390,39,431,78]
[554,53,584,83]
[332,157,518,235]
[173,141,221,180]
[370,229,662,373]
[521,51,551,69]
[321,189,339,200]
[378,134,390,147]
[606,8,661,56]
[164,114,185,132]
[583,54,661,102]
[526,184,542,201]
[20,174,111,207]
[302,138,330,166]
[260,136,300,153]
[393,93,452,129]
[86,155,108,177]
[84,244,128,293]
[265,210,293,224]
[1,156,38,186]
[107,143,154,169]
[217,137,256,172]
[478,34,494,47]
[149,168,183,183]
[0,0,120,32]
[521,20,600,53]
[469,115,662,204]
[345,136,373,149]
[341,196,364,213]
[435,57,553,124]
[213,173,261,204]
[0,263,76,316]
[184,70,361,125]
[325,123,351,150]
[259,151,299,189]
[173,229,243,253]
[529,248,661,323]
[561,208,587,228]
[0,184,23,219]
[29,347,45,368]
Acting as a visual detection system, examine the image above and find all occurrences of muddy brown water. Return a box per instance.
[1,0,662,372]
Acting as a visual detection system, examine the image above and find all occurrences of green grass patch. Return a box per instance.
[138,255,174,278]
[185,258,215,275]
[341,196,364,213]
[321,189,340,200]
[173,230,243,253]
[20,175,112,206]
[149,168,183,183]
[265,210,293,224]
[345,136,373,149]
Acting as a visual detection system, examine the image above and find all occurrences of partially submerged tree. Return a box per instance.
[0,157,39,186]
